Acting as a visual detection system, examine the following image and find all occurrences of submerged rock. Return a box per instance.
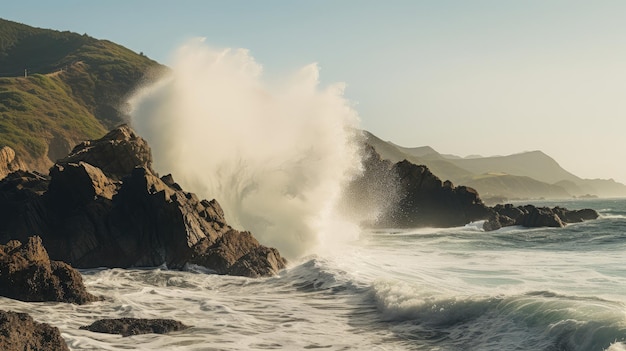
[0,310,69,351]
[0,236,98,304]
[0,125,286,277]
[80,318,190,337]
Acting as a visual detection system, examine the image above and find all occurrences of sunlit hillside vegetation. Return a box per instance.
[0,18,164,169]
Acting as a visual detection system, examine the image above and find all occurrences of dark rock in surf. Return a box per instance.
[386,160,490,227]
[80,318,189,337]
[347,145,490,228]
[0,125,286,277]
[483,204,599,231]
[190,230,287,278]
[552,206,599,223]
[0,310,70,351]
[482,212,516,231]
[521,205,564,228]
[0,236,98,304]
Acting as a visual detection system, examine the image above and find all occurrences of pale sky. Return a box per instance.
[4,1,626,184]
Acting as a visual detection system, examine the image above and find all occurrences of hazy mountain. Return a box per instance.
[448,151,580,185]
[363,131,474,182]
[0,18,163,170]
[462,173,570,202]
[365,131,626,199]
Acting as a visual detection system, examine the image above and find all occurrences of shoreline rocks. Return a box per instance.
[0,236,98,304]
[0,125,286,277]
[0,310,70,351]
[483,204,600,231]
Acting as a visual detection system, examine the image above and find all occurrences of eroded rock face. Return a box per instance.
[0,146,25,180]
[0,310,70,351]
[0,125,286,277]
[0,236,98,304]
[80,318,189,337]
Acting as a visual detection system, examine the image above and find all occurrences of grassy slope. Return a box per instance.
[0,18,163,169]
[0,73,105,164]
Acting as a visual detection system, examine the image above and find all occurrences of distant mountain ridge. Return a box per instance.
[0,18,164,171]
[364,131,626,201]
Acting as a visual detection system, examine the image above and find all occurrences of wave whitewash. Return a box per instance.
[1,198,624,350]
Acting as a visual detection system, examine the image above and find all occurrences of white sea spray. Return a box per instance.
[129,39,363,259]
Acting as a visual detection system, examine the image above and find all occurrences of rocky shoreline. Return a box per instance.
[0,125,288,349]
[0,127,601,349]
[0,235,189,349]
[0,125,286,277]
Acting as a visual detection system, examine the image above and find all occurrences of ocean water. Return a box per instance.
[2,198,626,351]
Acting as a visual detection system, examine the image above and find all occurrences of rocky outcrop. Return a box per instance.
[0,125,286,277]
[57,124,153,180]
[190,230,287,278]
[0,236,98,304]
[552,206,599,223]
[0,310,70,351]
[346,145,599,232]
[385,160,490,227]
[0,146,25,180]
[483,204,600,231]
[80,318,189,337]
[345,145,490,228]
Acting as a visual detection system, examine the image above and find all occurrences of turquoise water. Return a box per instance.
[1,198,624,350]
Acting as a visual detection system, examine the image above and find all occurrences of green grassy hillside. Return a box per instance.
[0,18,163,169]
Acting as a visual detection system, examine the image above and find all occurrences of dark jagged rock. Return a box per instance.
[0,146,25,180]
[0,171,50,241]
[191,230,287,277]
[386,160,489,227]
[0,236,98,304]
[57,124,153,180]
[522,206,564,228]
[0,125,286,277]
[0,310,70,351]
[346,145,490,228]
[483,204,599,231]
[552,206,600,223]
[80,318,190,337]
